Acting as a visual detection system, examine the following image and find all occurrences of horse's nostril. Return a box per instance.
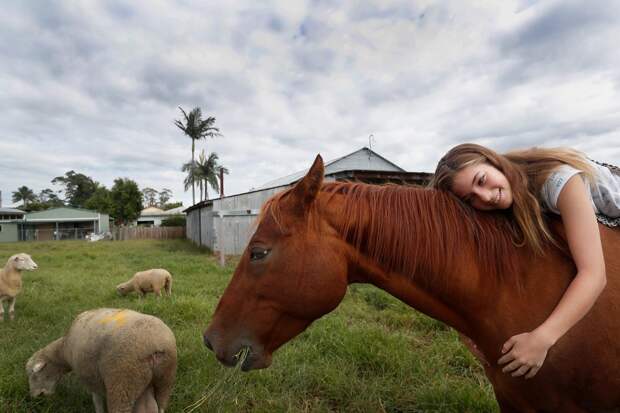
[203,334,213,351]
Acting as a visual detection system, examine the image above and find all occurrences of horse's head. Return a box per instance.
[203,155,349,370]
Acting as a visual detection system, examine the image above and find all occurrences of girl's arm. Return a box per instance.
[498,174,607,378]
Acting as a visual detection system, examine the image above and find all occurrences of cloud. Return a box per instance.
[0,0,618,209]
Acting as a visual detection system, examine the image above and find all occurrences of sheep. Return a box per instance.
[116,269,172,298]
[0,253,38,321]
[26,308,177,413]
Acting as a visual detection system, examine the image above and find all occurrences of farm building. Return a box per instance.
[132,206,186,227]
[0,207,26,243]
[185,147,432,255]
[1,207,111,242]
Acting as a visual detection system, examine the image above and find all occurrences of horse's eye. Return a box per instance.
[250,247,270,261]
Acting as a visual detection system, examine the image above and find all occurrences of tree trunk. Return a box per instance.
[191,139,196,205]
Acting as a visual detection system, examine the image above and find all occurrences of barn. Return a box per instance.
[185,147,431,256]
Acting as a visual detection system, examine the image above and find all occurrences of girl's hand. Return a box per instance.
[497,330,554,379]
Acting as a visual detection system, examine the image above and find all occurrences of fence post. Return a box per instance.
[219,212,225,267]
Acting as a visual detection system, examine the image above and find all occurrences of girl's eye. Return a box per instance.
[478,174,486,185]
[250,247,270,261]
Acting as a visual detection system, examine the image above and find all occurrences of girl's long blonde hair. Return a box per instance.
[430,143,595,255]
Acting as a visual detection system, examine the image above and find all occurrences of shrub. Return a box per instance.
[161,215,186,227]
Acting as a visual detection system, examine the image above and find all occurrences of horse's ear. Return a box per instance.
[289,155,324,211]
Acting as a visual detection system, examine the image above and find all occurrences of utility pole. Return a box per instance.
[219,167,224,199]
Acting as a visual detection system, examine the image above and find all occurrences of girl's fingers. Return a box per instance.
[525,366,540,379]
[502,338,515,354]
[497,351,514,365]
[511,365,530,377]
[501,359,522,373]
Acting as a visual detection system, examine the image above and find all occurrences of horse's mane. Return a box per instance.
[260,181,533,286]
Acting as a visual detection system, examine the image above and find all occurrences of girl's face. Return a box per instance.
[451,162,513,210]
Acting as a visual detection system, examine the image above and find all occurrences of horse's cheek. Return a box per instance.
[299,255,348,316]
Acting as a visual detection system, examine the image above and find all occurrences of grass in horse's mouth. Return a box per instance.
[184,347,251,412]
[233,346,251,366]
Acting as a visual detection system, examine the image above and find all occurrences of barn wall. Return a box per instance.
[186,185,289,254]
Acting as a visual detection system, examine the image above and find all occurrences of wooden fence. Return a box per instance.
[112,226,185,241]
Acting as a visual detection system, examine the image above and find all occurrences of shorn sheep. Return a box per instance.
[116,269,172,298]
[26,308,177,413]
[0,253,38,321]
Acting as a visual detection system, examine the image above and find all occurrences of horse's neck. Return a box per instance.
[319,192,488,337]
[348,251,479,335]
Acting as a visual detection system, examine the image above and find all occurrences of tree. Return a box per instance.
[51,171,98,208]
[141,187,159,207]
[161,215,186,227]
[174,106,221,205]
[162,201,182,211]
[158,188,173,207]
[84,186,113,214]
[12,186,36,208]
[39,188,64,207]
[194,150,229,201]
[181,160,199,200]
[110,178,143,225]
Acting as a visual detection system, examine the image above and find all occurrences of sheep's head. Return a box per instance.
[116,283,128,296]
[25,352,64,397]
[11,253,38,272]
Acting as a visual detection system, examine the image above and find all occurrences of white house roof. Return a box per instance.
[140,207,166,216]
[139,206,186,217]
[163,206,186,215]
[256,147,405,190]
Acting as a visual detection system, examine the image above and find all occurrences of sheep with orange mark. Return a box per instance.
[26,308,177,413]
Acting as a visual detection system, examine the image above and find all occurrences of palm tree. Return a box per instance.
[195,150,229,201]
[12,186,36,208]
[181,160,199,200]
[174,106,221,204]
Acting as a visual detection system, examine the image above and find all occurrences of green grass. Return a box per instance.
[0,240,497,412]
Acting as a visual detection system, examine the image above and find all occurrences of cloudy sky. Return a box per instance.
[1,0,619,208]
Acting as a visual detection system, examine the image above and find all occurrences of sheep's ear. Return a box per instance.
[33,361,46,373]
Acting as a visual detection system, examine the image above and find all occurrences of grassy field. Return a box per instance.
[0,240,497,412]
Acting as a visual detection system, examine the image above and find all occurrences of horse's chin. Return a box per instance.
[240,350,272,371]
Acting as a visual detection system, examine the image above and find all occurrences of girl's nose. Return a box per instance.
[473,188,493,204]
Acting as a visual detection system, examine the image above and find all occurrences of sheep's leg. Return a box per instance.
[8,297,16,321]
[92,393,106,413]
[104,361,152,413]
[154,288,162,299]
[152,352,176,412]
[0,298,5,322]
[133,386,158,413]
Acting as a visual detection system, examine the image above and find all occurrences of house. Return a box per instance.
[185,147,432,255]
[0,207,110,242]
[133,206,186,227]
[0,207,26,243]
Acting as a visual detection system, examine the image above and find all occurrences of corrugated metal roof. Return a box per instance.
[25,207,103,220]
[0,207,25,215]
[256,147,405,189]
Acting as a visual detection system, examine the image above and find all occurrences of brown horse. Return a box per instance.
[204,155,620,412]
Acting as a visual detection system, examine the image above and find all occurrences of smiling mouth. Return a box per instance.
[494,189,502,205]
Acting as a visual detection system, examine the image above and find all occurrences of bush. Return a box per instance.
[161,215,186,227]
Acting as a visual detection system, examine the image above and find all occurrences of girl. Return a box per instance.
[430,143,620,379]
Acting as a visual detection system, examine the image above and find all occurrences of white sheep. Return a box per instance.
[0,253,38,321]
[116,269,172,298]
[26,308,177,413]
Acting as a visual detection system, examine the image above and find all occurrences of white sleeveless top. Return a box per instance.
[540,160,620,218]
